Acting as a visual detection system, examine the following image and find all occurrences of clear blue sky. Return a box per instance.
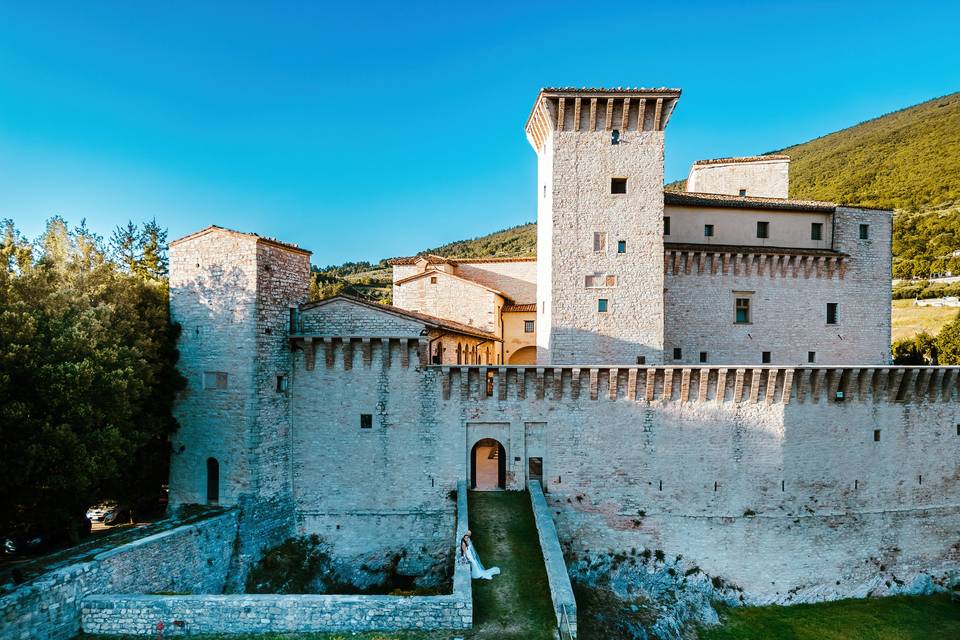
[1,1,957,266]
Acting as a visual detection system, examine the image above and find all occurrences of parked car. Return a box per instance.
[85,503,112,522]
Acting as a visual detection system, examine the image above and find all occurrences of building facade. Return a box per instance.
[166,88,951,606]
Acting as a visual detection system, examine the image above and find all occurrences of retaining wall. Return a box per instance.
[529,481,578,638]
[80,482,472,635]
[0,510,239,640]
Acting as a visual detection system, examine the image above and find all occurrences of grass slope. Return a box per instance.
[699,594,960,640]
[891,299,960,341]
[467,490,557,640]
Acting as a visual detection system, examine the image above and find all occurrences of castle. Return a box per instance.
[167,87,959,609]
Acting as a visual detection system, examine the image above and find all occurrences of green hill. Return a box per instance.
[319,91,960,297]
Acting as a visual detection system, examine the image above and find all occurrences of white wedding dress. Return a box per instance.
[464,539,501,580]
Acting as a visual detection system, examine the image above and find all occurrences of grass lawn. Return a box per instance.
[892,298,959,340]
[699,594,960,640]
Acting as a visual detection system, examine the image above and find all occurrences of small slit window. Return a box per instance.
[699,351,708,363]
[859,224,870,240]
[762,351,771,364]
[808,351,816,363]
[360,414,373,429]
[276,375,288,392]
[673,347,682,360]
[430,276,437,284]
[873,429,881,442]
[826,303,839,325]
[811,223,823,241]
[611,178,627,194]
[664,217,671,236]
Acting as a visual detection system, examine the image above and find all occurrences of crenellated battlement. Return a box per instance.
[289,335,959,406]
[664,246,847,279]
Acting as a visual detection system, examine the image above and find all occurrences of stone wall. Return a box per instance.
[454,259,537,303]
[290,347,960,603]
[393,269,503,335]
[529,481,578,637]
[79,483,473,636]
[0,511,238,640]
[686,157,789,198]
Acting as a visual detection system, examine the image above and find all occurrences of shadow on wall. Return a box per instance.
[547,326,663,365]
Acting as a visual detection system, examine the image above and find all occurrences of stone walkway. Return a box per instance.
[467,491,557,640]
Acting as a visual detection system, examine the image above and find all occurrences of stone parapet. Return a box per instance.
[529,482,577,638]
[434,365,960,405]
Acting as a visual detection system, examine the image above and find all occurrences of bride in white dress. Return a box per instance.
[460,530,500,580]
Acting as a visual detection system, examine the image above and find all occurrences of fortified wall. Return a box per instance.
[289,330,960,602]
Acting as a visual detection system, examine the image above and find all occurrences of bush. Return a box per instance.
[245,534,333,594]
[935,313,960,364]
[892,332,939,364]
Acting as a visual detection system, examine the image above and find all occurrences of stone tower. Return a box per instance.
[526,87,681,364]
[167,226,311,582]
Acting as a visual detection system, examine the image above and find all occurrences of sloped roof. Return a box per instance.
[300,294,500,341]
[665,191,836,213]
[388,254,536,266]
[169,225,311,255]
[503,303,536,312]
[692,155,789,166]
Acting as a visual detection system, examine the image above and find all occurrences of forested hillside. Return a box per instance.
[318,92,960,295]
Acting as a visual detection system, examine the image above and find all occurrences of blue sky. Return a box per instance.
[1,2,957,266]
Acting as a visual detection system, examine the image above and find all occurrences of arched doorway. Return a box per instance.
[206,457,220,504]
[508,346,537,365]
[470,438,506,490]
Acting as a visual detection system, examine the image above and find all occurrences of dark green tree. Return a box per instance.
[935,312,960,365]
[891,331,939,365]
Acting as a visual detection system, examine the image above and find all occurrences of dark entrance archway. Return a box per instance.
[470,438,506,490]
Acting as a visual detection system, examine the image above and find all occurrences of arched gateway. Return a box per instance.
[470,438,506,490]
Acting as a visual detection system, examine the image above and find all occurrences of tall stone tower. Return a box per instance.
[526,87,681,365]
[167,226,311,583]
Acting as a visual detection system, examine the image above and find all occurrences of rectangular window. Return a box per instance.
[617,240,626,253]
[664,217,671,235]
[699,351,708,363]
[704,224,714,237]
[636,355,646,365]
[524,320,535,333]
[873,429,881,442]
[808,351,816,363]
[605,274,617,287]
[360,414,373,429]
[735,298,751,324]
[430,276,437,284]
[673,347,682,361]
[738,188,747,196]
[811,222,823,241]
[598,299,608,313]
[276,375,288,392]
[593,232,607,252]
[762,351,771,364]
[584,275,596,288]
[756,221,769,239]
[611,177,627,194]
[203,371,228,390]
[826,302,839,325]
[859,224,870,240]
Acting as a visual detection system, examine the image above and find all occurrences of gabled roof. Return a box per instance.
[665,191,836,213]
[300,294,500,341]
[393,268,512,300]
[169,225,311,255]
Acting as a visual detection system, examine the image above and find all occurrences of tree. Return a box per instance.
[891,331,938,365]
[935,312,960,364]
[0,218,184,542]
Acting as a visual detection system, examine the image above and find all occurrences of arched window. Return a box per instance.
[456,343,462,365]
[206,457,220,504]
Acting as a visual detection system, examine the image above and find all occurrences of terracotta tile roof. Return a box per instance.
[665,191,836,213]
[300,294,500,341]
[503,303,536,312]
[665,242,846,258]
[388,254,535,266]
[692,155,789,166]
[169,225,311,255]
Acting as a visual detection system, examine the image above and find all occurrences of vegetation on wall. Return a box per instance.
[0,217,183,545]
